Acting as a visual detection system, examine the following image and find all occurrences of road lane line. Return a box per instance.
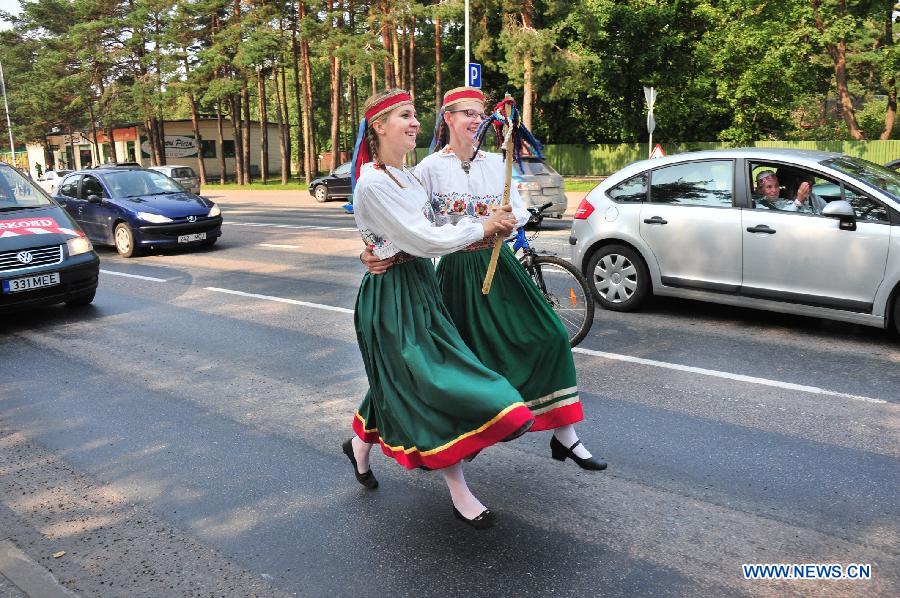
[204,287,354,314]
[259,243,301,249]
[571,347,886,404]
[100,269,168,282]
[99,268,885,404]
[224,221,358,232]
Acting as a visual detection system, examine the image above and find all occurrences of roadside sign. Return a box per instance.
[649,144,665,159]
[468,63,482,88]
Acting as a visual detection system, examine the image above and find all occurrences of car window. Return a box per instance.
[607,173,647,203]
[519,159,554,176]
[333,163,351,176]
[102,170,181,197]
[0,164,54,208]
[58,175,81,198]
[80,175,106,199]
[844,186,889,223]
[172,167,195,178]
[823,156,900,203]
[649,160,733,207]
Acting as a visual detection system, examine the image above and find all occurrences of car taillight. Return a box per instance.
[574,198,594,219]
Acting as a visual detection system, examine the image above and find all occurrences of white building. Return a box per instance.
[26,118,283,181]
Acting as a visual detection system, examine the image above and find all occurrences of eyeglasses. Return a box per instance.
[448,109,488,119]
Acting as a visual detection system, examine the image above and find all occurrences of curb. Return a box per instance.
[0,540,77,598]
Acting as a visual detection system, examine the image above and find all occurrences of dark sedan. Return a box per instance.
[54,167,222,257]
[309,162,351,202]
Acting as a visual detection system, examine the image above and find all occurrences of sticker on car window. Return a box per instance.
[0,217,79,238]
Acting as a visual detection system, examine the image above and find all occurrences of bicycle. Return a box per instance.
[508,203,595,347]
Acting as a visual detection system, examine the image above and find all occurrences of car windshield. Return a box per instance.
[821,156,900,202]
[171,168,196,178]
[0,164,53,210]
[102,169,183,197]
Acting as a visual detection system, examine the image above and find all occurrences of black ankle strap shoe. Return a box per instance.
[342,438,379,489]
[550,436,607,471]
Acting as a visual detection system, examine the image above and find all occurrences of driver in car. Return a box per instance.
[754,170,822,213]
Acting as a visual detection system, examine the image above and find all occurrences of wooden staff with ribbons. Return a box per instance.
[475,94,544,295]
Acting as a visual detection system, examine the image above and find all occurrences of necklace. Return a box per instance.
[460,160,471,174]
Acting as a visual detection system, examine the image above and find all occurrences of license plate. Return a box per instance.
[2,272,61,293]
[542,187,560,196]
[178,232,207,243]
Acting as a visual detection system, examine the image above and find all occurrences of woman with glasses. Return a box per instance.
[364,86,606,472]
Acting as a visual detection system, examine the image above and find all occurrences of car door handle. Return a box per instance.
[746,225,776,234]
[643,216,668,225]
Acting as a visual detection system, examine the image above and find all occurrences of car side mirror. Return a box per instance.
[87,194,102,204]
[822,200,856,231]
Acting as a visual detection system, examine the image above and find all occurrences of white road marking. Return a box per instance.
[224,221,357,232]
[100,269,168,282]
[572,347,886,404]
[100,269,886,404]
[204,287,354,314]
[259,243,301,249]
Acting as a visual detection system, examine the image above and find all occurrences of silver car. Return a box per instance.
[148,165,201,195]
[512,156,567,219]
[570,148,900,335]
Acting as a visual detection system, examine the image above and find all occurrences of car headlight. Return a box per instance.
[517,181,540,191]
[67,235,93,256]
[208,205,221,217]
[137,211,173,223]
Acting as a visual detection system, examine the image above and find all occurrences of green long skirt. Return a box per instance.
[353,257,534,470]
[436,247,583,431]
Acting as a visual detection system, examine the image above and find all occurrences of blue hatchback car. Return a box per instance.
[53,167,222,257]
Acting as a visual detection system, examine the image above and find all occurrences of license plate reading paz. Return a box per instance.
[178,232,207,243]
[2,272,61,293]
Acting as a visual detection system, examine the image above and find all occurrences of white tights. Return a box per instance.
[553,424,592,459]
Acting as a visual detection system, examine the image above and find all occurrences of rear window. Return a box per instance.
[519,159,555,176]
[822,156,900,203]
[0,164,54,208]
[172,167,196,179]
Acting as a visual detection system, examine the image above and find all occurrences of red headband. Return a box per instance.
[365,91,413,122]
[442,87,485,109]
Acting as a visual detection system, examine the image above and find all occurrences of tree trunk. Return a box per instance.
[279,66,292,176]
[241,84,251,184]
[829,40,865,140]
[880,12,896,140]
[188,94,207,185]
[106,126,118,163]
[370,61,377,95]
[381,3,393,86]
[87,101,100,166]
[297,1,315,180]
[216,102,227,184]
[400,17,407,90]
[272,69,289,184]
[291,3,305,181]
[392,26,401,89]
[258,68,269,184]
[435,16,442,111]
[350,75,359,131]
[229,94,244,183]
[144,119,156,167]
[523,50,533,130]
[330,55,342,170]
[408,16,415,101]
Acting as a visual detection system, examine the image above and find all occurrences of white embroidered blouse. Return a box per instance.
[414,146,531,229]
[353,162,485,260]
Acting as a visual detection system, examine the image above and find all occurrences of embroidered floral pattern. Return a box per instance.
[359,227,394,257]
[430,190,503,222]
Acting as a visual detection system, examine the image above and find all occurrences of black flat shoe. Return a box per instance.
[550,436,607,471]
[342,438,378,489]
[453,506,495,530]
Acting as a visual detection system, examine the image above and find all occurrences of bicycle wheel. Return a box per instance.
[521,255,595,347]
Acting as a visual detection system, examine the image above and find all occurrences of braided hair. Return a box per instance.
[363,89,409,189]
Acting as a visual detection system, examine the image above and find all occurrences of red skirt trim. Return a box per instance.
[352,404,534,470]
[528,401,584,432]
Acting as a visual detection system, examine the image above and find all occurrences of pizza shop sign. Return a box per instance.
[141,135,200,158]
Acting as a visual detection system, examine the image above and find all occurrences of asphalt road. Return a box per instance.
[1,190,898,597]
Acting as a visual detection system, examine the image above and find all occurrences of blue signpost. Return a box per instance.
[468,63,482,88]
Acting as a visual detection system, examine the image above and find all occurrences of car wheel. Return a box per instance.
[314,185,328,202]
[586,244,650,311]
[892,290,900,337]
[114,222,138,258]
[65,290,96,307]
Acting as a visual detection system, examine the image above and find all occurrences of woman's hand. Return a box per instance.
[482,204,516,238]
[360,246,394,274]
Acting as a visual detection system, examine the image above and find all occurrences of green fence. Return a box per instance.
[540,140,900,176]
